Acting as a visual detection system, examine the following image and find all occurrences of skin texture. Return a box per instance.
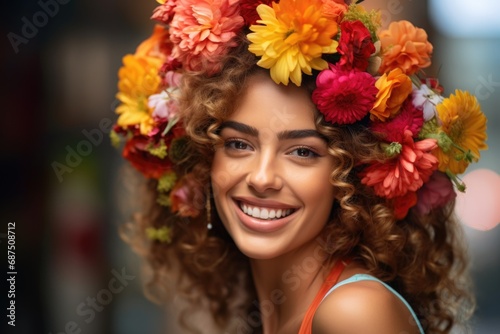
[312,265,422,334]
[210,73,421,333]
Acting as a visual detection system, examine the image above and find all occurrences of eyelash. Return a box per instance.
[223,139,320,160]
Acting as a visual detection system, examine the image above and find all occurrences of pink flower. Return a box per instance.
[370,97,424,143]
[152,0,177,24]
[169,0,244,75]
[415,171,456,215]
[312,64,378,124]
[360,130,439,198]
[148,87,180,121]
[337,20,375,71]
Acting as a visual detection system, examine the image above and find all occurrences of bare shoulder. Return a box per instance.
[311,278,421,334]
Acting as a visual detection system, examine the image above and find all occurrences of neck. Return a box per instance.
[249,239,333,334]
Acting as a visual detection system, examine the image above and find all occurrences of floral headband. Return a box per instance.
[112,0,488,238]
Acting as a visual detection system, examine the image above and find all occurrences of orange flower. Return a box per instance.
[360,130,439,199]
[321,0,348,22]
[135,24,172,61]
[370,68,412,121]
[378,20,433,75]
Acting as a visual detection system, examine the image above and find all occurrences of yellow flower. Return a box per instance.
[115,54,162,135]
[247,0,338,86]
[434,90,488,174]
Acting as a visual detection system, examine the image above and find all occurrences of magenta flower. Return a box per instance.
[312,63,378,124]
[415,171,457,215]
[370,97,424,143]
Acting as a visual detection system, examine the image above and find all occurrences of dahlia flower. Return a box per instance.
[313,64,377,124]
[378,20,433,75]
[434,90,488,174]
[371,68,412,122]
[370,97,424,143]
[169,0,244,74]
[247,0,339,86]
[360,130,439,198]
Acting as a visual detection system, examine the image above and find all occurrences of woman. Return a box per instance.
[113,1,487,333]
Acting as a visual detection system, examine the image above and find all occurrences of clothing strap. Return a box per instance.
[321,274,425,334]
[297,260,348,334]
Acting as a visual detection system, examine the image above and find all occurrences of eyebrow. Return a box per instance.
[218,121,327,141]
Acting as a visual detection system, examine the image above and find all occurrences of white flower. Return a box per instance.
[412,84,444,121]
[148,87,180,120]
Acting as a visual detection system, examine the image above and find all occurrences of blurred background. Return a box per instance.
[1,0,499,333]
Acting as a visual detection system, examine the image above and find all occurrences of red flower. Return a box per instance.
[312,63,378,124]
[370,97,424,143]
[170,173,204,217]
[393,191,418,220]
[123,136,173,179]
[240,0,274,26]
[337,20,375,71]
[360,130,438,198]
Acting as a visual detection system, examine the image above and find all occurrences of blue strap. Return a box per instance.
[321,274,425,334]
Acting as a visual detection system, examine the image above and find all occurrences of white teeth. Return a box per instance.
[239,203,294,220]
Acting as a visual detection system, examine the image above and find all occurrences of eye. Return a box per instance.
[288,147,319,158]
[224,139,252,151]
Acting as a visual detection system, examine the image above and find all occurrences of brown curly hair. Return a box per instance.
[123,34,475,333]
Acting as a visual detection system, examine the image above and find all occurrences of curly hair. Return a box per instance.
[123,34,475,334]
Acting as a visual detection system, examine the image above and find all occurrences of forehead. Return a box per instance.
[228,72,318,130]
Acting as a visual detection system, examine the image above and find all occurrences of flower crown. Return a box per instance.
[112,0,488,234]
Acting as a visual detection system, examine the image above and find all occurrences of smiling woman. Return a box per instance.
[112,1,487,333]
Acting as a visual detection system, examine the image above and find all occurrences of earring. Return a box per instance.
[206,188,212,230]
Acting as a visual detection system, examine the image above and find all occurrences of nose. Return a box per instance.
[246,151,283,193]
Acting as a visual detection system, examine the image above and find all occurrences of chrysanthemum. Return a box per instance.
[116,54,162,135]
[370,97,424,143]
[151,0,177,24]
[312,64,377,124]
[360,130,439,198]
[169,0,244,74]
[378,20,433,75]
[434,90,488,174]
[247,0,339,86]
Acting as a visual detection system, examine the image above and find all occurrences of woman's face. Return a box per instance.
[211,73,336,260]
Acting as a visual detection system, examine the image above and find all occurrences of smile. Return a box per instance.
[239,202,296,220]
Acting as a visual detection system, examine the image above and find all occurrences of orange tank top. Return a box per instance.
[297,260,347,334]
